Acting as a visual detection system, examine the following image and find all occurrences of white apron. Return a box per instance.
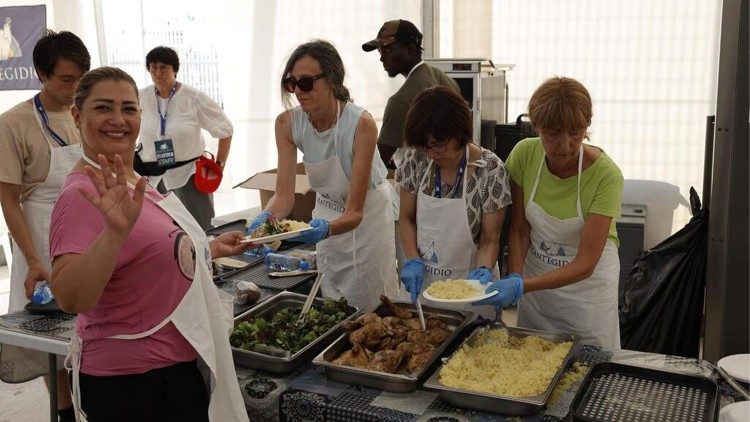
[1,102,81,384]
[8,108,82,312]
[66,155,247,422]
[516,146,620,349]
[416,147,498,318]
[303,113,400,309]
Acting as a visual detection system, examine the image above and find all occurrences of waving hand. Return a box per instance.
[78,154,148,236]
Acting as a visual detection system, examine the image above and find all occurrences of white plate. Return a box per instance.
[719,401,750,422]
[242,227,312,244]
[422,279,498,303]
[718,354,750,383]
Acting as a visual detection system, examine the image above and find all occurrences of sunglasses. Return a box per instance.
[283,73,325,93]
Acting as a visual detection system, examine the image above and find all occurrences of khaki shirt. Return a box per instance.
[0,100,81,201]
[378,63,460,148]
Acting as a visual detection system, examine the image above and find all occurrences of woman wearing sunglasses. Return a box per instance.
[246,40,400,309]
[396,86,511,316]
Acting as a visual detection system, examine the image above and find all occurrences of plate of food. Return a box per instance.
[422,278,497,303]
[242,219,312,244]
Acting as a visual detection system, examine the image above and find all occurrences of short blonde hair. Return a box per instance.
[528,77,592,133]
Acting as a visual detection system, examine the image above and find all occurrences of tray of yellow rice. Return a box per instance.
[423,324,581,416]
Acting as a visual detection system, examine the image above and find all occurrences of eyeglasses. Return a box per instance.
[421,139,450,153]
[283,73,325,93]
[148,64,173,73]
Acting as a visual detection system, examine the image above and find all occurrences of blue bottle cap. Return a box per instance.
[299,260,311,271]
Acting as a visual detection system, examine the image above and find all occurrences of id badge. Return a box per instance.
[154,139,176,167]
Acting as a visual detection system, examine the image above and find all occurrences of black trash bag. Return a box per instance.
[619,187,708,358]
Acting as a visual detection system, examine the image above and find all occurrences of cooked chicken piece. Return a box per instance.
[381,316,403,327]
[407,328,450,345]
[375,336,400,351]
[332,347,373,368]
[342,313,382,330]
[349,321,392,347]
[379,295,413,320]
[396,341,436,356]
[366,349,404,373]
[406,350,433,373]
[403,317,449,331]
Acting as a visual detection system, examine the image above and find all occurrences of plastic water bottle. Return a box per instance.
[264,253,311,271]
[32,283,54,305]
[245,244,272,258]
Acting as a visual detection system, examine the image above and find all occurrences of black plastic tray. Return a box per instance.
[219,261,316,291]
[24,299,70,315]
[569,362,719,422]
[206,218,247,236]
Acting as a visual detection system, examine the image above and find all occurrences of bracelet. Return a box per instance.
[323,223,333,239]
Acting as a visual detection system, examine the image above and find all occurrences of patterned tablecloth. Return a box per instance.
[236,345,749,422]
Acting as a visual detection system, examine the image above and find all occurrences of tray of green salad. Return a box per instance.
[230,291,359,374]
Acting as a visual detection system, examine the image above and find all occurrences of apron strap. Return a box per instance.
[529,144,584,218]
[64,336,88,422]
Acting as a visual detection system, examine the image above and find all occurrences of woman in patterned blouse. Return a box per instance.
[395,86,512,313]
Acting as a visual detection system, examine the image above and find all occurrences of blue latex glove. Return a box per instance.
[289,218,330,244]
[400,258,425,303]
[473,273,524,312]
[468,266,494,285]
[246,210,272,234]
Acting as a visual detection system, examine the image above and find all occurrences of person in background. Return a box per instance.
[49,66,250,422]
[362,19,459,169]
[475,76,623,348]
[397,86,511,316]
[0,29,90,421]
[247,40,399,309]
[137,46,233,229]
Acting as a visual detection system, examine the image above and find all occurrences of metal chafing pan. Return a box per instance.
[423,324,581,416]
[312,302,477,393]
[231,291,360,374]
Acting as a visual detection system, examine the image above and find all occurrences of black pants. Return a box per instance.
[79,360,209,422]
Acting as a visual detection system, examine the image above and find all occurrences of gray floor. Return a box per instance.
[0,264,50,422]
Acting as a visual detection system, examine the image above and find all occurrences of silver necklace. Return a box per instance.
[308,101,340,140]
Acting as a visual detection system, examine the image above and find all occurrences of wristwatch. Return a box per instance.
[217,160,225,169]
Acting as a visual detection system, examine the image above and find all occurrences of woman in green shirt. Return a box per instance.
[474,77,623,349]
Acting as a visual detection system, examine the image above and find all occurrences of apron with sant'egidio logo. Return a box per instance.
[517,145,620,349]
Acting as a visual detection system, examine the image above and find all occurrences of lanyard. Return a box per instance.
[434,152,467,199]
[33,94,68,147]
[155,82,178,137]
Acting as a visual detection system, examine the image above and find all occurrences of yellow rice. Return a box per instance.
[439,329,572,397]
[426,279,483,299]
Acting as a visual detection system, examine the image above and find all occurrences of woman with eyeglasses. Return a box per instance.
[396,86,511,316]
[137,46,233,229]
[245,40,400,309]
[474,77,623,349]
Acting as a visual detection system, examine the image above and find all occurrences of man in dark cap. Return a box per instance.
[363,19,459,168]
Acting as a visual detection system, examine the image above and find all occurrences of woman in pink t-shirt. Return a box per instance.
[49,67,251,422]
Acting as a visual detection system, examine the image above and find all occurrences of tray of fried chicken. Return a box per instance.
[312,295,476,393]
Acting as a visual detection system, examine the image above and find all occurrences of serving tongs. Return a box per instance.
[415,298,427,331]
[297,272,324,323]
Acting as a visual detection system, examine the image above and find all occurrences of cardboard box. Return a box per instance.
[235,163,316,222]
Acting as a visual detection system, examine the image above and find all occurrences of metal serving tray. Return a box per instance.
[312,302,476,393]
[231,291,360,374]
[423,325,581,416]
